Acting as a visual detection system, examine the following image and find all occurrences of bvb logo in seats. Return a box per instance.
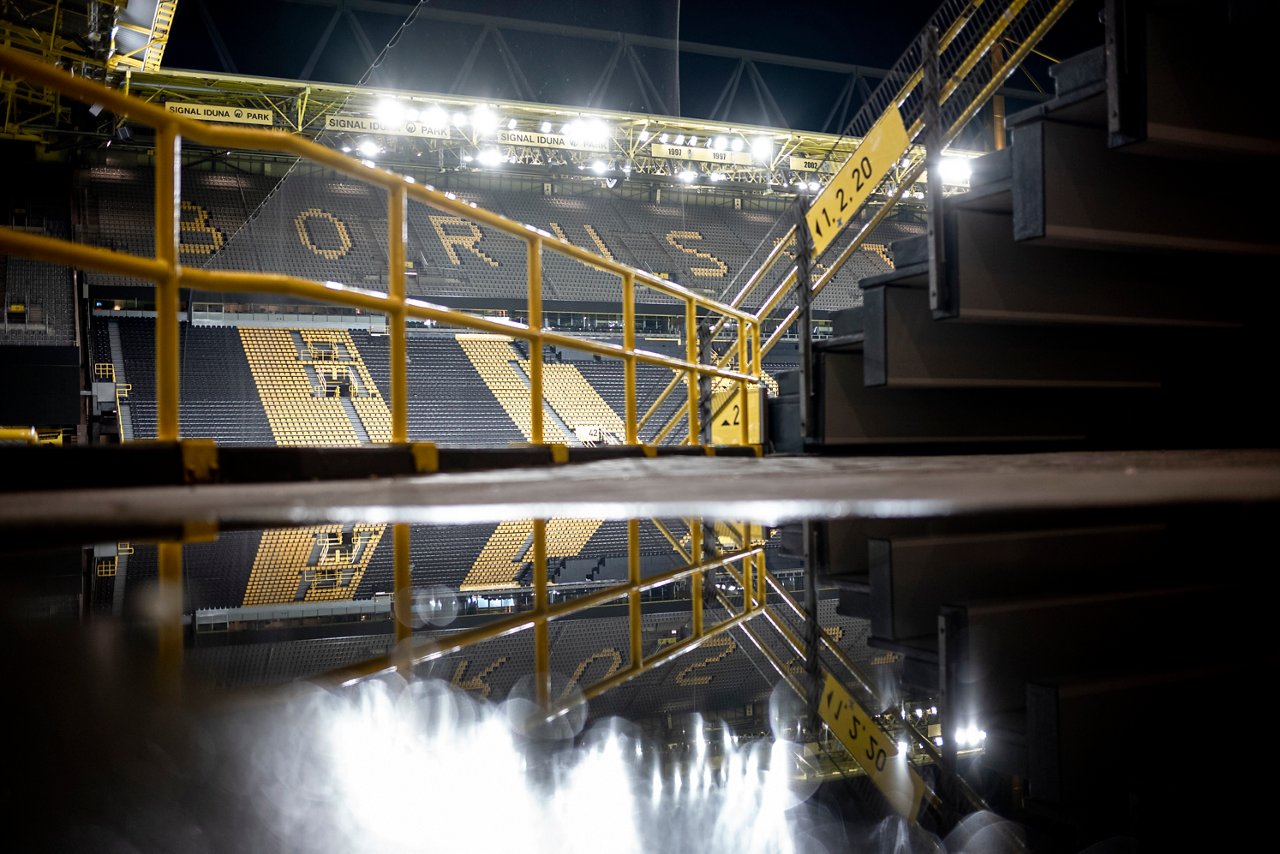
[295,207,353,260]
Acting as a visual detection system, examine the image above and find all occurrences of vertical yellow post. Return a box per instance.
[690,520,704,637]
[388,184,408,443]
[154,124,181,441]
[751,319,762,446]
[751,319,761,381]
[757,550,767,610]
[685,300,699,445]
[393,522,411,646]
[737,321,749,446]
[157,541,183,683]
[532,518,550,709]
[992,41,1007,151]
[628,519,642,669]
[527,238,544,444]
[622,271,637,444]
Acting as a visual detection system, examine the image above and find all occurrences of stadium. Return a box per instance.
[1,0,1278,851]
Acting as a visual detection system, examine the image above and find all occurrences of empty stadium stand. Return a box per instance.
[77,161,920,320]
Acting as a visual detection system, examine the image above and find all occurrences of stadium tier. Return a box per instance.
[78,165,915,313]
[93,315,797,446]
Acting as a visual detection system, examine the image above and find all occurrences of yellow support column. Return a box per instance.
[388,184,408,443]
[393,522,411,646]
[532,518,550,709]
[690,521,704,637]
[685,300,700,445]
[527,238,544,444]
[737,325,749,446]
[157,541,183,685]
[154,124,181,441]
[622,271,637,445]
[628,519,642,668]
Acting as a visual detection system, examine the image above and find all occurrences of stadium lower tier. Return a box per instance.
[94,316,797,447]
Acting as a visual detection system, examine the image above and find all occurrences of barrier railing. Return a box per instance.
[651,0,1075,440]
[0,47,761,450]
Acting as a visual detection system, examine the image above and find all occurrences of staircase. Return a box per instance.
[107,322,134,441]
[774,1,1280,849]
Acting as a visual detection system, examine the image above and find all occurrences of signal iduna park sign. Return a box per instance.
[165,102,274,125]
[324,114,451,139]
[494,129,608,152]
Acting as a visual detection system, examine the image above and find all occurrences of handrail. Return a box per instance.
[651,0,1074,440]
[0,46,761,448]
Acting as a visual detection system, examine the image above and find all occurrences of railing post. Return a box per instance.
[157,540,183,685]
[628,519,642,669]
[393,522,411,646]
[622,271,637,444]
[388,183,408,443]
[532,518,550,709]
[737,321,749,446]
[690,520,704,638]
[684,299,699,445]
[154,123,181,441]
[923,24,949,315]
[527,238,544,444]
[795,201,815,448]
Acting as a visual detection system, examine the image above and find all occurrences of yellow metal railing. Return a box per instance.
[649,0,1075,440]
[0,47,761,450]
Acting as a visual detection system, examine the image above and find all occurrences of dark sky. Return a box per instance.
[164,0,1104,128]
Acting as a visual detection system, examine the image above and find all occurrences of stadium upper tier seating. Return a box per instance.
[78,166,919,312]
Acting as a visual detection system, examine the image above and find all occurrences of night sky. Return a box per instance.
[162,0,1104,129]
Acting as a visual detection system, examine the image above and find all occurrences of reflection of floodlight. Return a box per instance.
[590,160,608,175]
[540,121,552,133]
[678,170,697,183]
[730,138,744,152]
[659,133,669,144]
[674,134,685,145]
[452,112,468,128]
[713,136,727,150]
[476,148,502,167]
[356,139,380,157]
[638,130,650,142]
[751,137,773,161]
[340,145,352,153]
[507,118,517,130]
[807,181,820,192]
[688,135,698,146]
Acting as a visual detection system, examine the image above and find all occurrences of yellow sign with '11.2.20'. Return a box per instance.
[804,109,909,258]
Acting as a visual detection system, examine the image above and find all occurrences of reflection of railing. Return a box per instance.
[0,47,760,449]
[324,519,770,715]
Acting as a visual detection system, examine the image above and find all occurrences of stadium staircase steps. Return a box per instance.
[339,397,369,443]
[240,328,361,447]
[106,321,134,441]
[771,2,1280,847]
